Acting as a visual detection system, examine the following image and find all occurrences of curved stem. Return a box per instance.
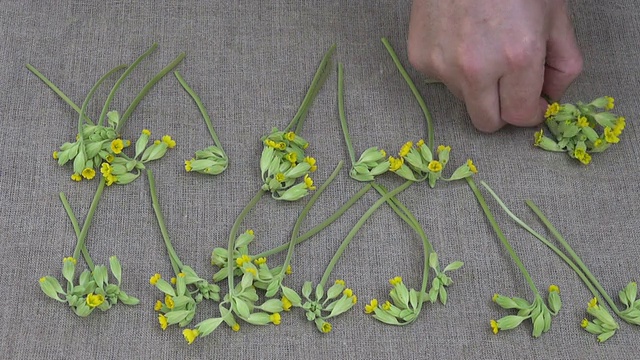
[25,64,94,125]
[253,183,372,259]
[77,64,128,134]
[381,38,435,152]
[147,170,183,275]
[337,63,357,167]
[525,200,621,315]
[71,178,106,262]
[466,177,540,297]
[99,43,158,126]
[174,71,225,152]
[116,52,186,133]
[319,181,413,289]
[59,193,95,271]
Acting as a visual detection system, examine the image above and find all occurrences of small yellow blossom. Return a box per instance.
[171,277,177,284]
[235,254,251,267]
[594,139,603,148]
[490,319,499,334]
[416,139,424,148]
[182,329,199,344]
[285,131,296,141]
[39,277,46,283]
[399,141,413,157]
[284,152,297,164]
[304,174,316,190]
[437,145,451,154]
[184,160,192,172]
[246,268,257,276]
[111,139,124,154]
[105,174,117,186]
[154,140,161,145]
[389,276,403,286]
[380,149,386,157]
[254,257,267,265]
[574,148,586,161]
[579,153,591,165]
[467,159,478,174]
[124,139,131,147]
[285,265,292,275]
[364,299,378,314]
[534,129,544,146]
[351,295,358,304]
[548,284,560,293]
[343,288,353,297]
[105,154,114,163]
[577,116,589,128]
[276,142,286,151]
[270,313,281,325]
[427,160,443,173]
[162,135,176,148]
[604,127,620,144]
[588,297,598,309]
[265,139,277,148]
[178,272,185,278]
[158,314,168,330]
[303,142,309,149]
[100,163,112,176]
[165,295,175,309]
[63,257,77,265]
[304,156,317,172]
[544,102,560,118]
[580,318,589,328]
[335,279,345,286]
[82,167,96,180]
[321,322,332,333]
[142,129,151,136]
[71,173,83,182]
[154,300,163,311]
[149,273,161,285]
[605,96,615,110]
[275,172,286,183]
[52,151,59,160]
[388,156,404,172]
[232,323,240,332]
[382,300,392,311]
[86,293,105,308]
[282,296,292,311]
[492,293,499,302]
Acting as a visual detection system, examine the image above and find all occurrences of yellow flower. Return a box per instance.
[149,273,161,285]
[269,313,281,325]
[380,149,386,157]
[490,319,499,334]
[304,156,317,172]
[184,160,192,172]
[388,156,404,172]
[265,139,277,148]
[71,173,83,182]
[246,268,257,276]
[534,129,544,146]
[578,153,591,165]
[281,296,292,311]
[343,288,353,297]
[321,322,332,333]
[605,96,615,110]
[285,131,296,141]
[142,129,151,136]
[86,293,105,308]
[580,318,589,328]
[124,139,131,147]
[162,135,176,148]
[304,174,316,190]
[63,257,77,265]
[165,295,175,309]
[285,265,292,275]
[171,277,177,284]
[235,254,251,267]
[284,152,297,164]
[382,300,392,311]
[437,145,451,154]
[82,167,96,180]
[246,229,254,235]
[276,142,286,151]
[178,272,185,278]
[416,139,425,148]
[100,163,112,176]
[158,314,168,330]
[154,300,163,311]
[182,329,199,344]
[154,140,161,145]
[254,257,267,265]
[389,276,403,286]
[399,141,413,157]
[604,127,620,144]
[275,172,286,183]
[39,277,46,283]
[105,154,114,163]
[574,148,586,161]
[351,295,358,304]
[111,139,124,154]
[427,160,443,173]
[548,284,560,293]
[105,174,117,186]
[335,279,345,286]
[303,142,309,149]
[492,293,499,302]
[364,299,378,314]
[52,151,58,160]
[544,102,560,118]
[593,139,603,148]
[588,297,598,309]
[467,159,478,174]
[232,323,240,332]
[577,116,589,128]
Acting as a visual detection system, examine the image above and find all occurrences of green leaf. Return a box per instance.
[443,261,464,273]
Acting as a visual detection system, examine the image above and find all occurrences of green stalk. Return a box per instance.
[319,180,413,289]
[71,178,106,262]
[174,71,225,152]
[285,44,336,133]
[115,52,186,133]
[59,193,95,271]
[147,170,183,276]
[25,64,93,125]
[337,63,357,167]
[278,161,344,278]
[253,183,372,259]
[98,43,158,126]
[381,38,435,152]
[480,181,604,304]
[466,177,540,297]
[526,200,621,315]
[77,64,128,134]
[227,189,266,295]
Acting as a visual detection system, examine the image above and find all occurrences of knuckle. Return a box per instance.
[407,43,443,79]
[503,40,543,70]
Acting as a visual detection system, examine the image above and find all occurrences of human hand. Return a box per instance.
[407,0,583,132]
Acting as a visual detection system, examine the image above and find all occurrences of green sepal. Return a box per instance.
[325,282,345,301]
[62,259,76,284]
[233,297,251,319]
[428,252,438,270]
[315,284,324,302]
[302,281,313,300]
[328,296,355,317]
[166,310,190,325]
[39,277,65,302]
[117,291,140,305]
[281,286,302,307]
[106,110,120,128]
[548,291,562,314]
[372,308,401,325]
[532,313,545,338]
[74,301,93,317]
[597,331,616,343]
[92,265,108,289]
[108,256,122,285]
[135,132,150,158]
[196,317,224,337]
[154,279,176,297]
[625,282,637,305]
[496,315,525,331]
[443,261,463,272]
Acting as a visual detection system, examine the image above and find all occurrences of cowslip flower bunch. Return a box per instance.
[349,147,389,182]
[580,297,620,342]
[490,285,561,337]
[535,96,627,165]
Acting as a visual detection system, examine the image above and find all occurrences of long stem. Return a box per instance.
[115,52,186,133]
[59,193,95,271]
[337,63,357,167]
[25,64,94,125]
[174,71,225,152]
[526,200,621,314]
[147,170,183,276]
[77,64,128,134]
[253,183,372,259]
[71,178,106,262]
[98,43,158,126]
[480,181,604,304]
[227,189,266,295]
[319,181,413,289]
[466,177,540,297]
[381,38,435,152]
[285,44,336,133]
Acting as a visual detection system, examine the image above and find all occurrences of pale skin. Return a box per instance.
[407,0,583,132]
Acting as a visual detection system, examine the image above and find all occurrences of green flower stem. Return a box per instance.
[25,64,94,125]
[227,189,267,295]
[381,38,435,151]
[77,64,128,135]
[174,70,225,152]
[525,200,621,315]
[279,161,344,278]
[115,51,186,133]
[71,178,106,263]
[98,43,158,126]
[480,181,603,303]
[319,180,413,289]
[337,63,357,167]
[372,183,431,317]
[59,193,95,271]
[285,44,336,134]
[147,169,183,276]
[253,183,372,259]
[466,177,540,297]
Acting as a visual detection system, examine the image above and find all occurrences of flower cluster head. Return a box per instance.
[490,284,562,338]
[350,147,390,182]
[184,145,228,175]
[38,255,139,317]
[260,128,317,201]
[580,297,619,342]
[387,140,477,187]
[55,116,176,185]
[365,276,419,325]
[535,96,627,165]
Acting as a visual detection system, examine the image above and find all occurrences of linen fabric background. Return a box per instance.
[1,1,638,359]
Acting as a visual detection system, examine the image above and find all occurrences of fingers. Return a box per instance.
[498,50,547,127]
[462,83,505,133]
